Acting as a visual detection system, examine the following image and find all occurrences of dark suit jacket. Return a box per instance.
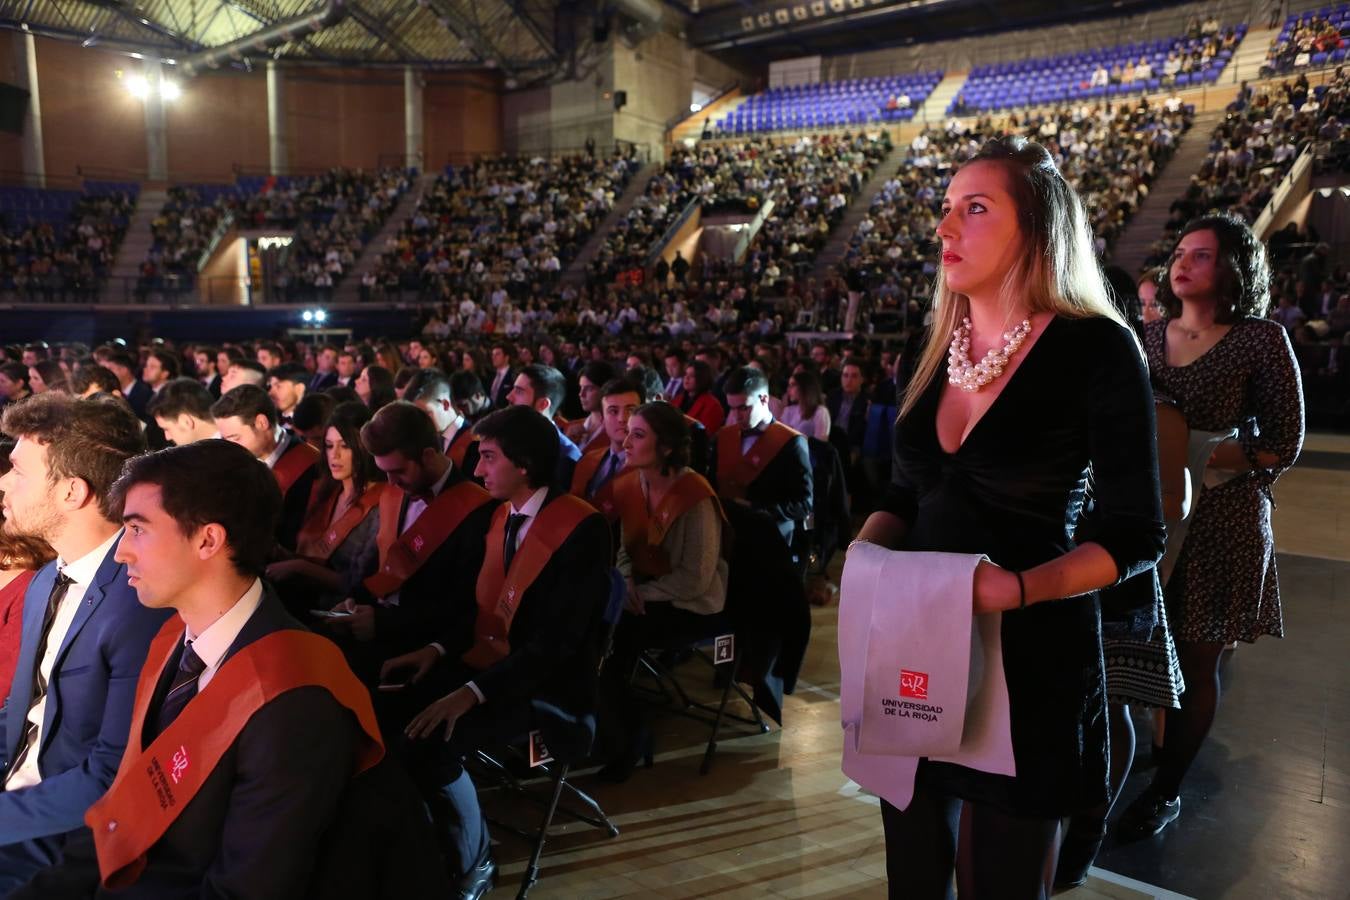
[13,589,364,899]
[554,425,581,492]
[123,380,152,420]
[826,389,869,449]
[0,540,171,850]
[275,431,321,553]
[308,371,338,392]
[351,469,498,659]
[439,491,611,717]
[707,428,814,553]
[488,368,515,410]
[204,375,222,399]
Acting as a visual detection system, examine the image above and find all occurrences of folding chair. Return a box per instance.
[473,568,627,899]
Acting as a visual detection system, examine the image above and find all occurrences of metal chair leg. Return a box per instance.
[516,762,569,900]
[700,657,739,776]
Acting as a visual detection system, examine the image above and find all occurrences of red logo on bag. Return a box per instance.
[900,670,928,700]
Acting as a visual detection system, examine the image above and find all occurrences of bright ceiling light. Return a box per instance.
[126,75,149,99]
[160,80,181,100]
[690,102,702,112]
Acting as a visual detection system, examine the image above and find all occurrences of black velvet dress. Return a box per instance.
[880,315,1167,818]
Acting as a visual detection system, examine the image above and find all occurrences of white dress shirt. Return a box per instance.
[5,529,122,790]
[440,417,466,455]
[262,425,288,469]
[183,578,264,691]
[434,486,549,703]
[381,463,456,608]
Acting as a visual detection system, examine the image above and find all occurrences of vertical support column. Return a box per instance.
[267,61,287,175]
[15,32,45,186]
[404,66,424,172]
[142,57,168,181]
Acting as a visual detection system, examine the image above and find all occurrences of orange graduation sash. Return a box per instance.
[715,421,799,502]
[613,470,724,577]
[296,483,387,562]
[446,426,478,470]
[363,480,493,599]
[582,428,609,455]
[569,446,624,521]
[464,495,595,670]
[272,439,320,497]
[86,617,383,891]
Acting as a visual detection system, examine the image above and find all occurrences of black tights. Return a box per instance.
[1153,640,1226,799]
[881,781,1058,900]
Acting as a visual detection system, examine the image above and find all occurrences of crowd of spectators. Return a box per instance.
[1262,8,1349,76]
[840,97,1192,328]
[588,132,892,288]
[0,184,136,301]
[362,152,637,306]
[1141,70,1350,271]
[139,168,411,302]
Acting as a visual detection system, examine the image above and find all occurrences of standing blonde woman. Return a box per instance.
[853,136,1165,898]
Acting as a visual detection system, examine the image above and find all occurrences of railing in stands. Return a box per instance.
[645,197,701,267]
[196,212,236,274]
[0,170,84,190]
[665,80,740,136]
[443,141,652,169]
[1254,146,1316,239]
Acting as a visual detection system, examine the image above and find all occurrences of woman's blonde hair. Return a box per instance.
[900,136,1128,419]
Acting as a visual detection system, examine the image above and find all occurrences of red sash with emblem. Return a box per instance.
[362,480,493,599]
[613,470,724,577]
[85,617,382,891]
[715,421,799,502]
[464,495,595,669]
[296,483,386,562]
[272,440,319,497]
[569,447,624,521]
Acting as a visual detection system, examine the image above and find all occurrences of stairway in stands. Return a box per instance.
[915,70,969,126]
[809,139,906,281]
[561,160,660,285]
[101,185,165,304]
[1109,107,1227,273]
[333,170,438,305]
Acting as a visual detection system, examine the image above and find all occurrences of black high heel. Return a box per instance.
[597,729,653,784]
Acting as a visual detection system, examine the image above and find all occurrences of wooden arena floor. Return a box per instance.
[483,434,1350,899]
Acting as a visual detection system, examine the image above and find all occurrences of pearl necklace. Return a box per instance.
[947,316,1033,393]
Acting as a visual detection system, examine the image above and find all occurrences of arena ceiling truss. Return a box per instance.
[0,0,566,77]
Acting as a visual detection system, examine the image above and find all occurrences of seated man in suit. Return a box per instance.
[309,345,340,392]
[266,363,310,428]
[211,384,320,551]
[0,395,170,893]
[565,361,617,454]
[711,366,813,563]
[13,439,385,898]
[630,365,710,475]
[507,364,581,489]
[710,367,814,722]
[569,374,645,523]
[451,371,493,427]
[146,378,217,446]
[331,401,495,685]
[411,373,480,476]
[381,406,611,900]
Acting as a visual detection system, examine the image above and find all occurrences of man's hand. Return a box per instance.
[326,598,376,641]
[406,686,480,742]
[380,645,441,686]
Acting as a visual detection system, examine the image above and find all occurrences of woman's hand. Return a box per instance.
[973,561,1022,615]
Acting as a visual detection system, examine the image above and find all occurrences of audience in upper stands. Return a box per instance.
[0,184,136,300]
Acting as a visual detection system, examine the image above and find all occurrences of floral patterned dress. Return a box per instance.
[1145,317,1305,644]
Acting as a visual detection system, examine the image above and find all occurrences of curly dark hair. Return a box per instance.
[1157,213,1271,323]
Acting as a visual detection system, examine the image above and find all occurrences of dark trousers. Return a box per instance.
[0,835,66,895]
[600,602,724,755]
[398,670,532,878]
[880,777,1058,900]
